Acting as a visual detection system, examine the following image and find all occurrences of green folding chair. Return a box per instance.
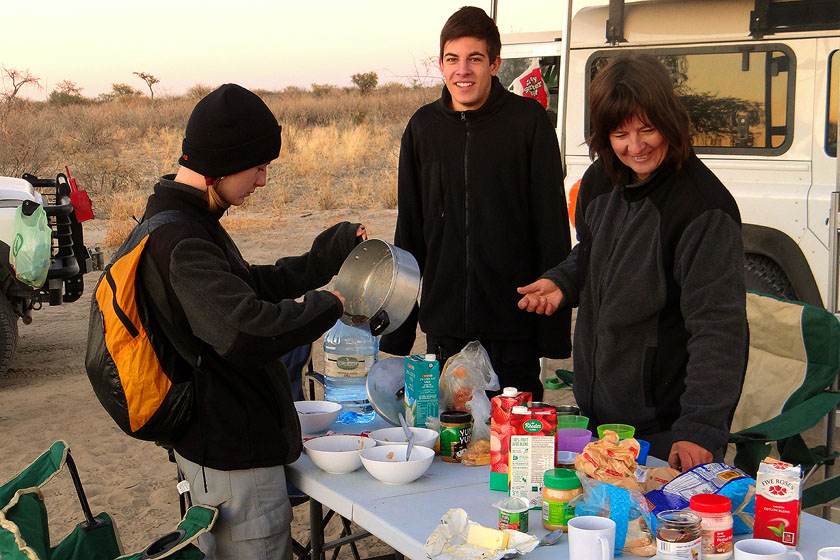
[728,292,840,508]
[0,441,217,560]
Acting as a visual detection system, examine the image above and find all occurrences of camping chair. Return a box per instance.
[0,440,217,560]
[281,345,367,560]
[728,291,840,509]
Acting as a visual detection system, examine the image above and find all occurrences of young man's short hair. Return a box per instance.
[439,6,501,62]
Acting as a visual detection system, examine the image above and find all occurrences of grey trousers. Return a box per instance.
[175,452,293,560]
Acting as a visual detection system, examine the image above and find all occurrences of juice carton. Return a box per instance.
[754,458,801,548]
[404,354,439,428]
[489,388,532,491]
[508,405,557,509]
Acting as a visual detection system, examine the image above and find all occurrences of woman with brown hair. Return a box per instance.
[518,53,748,470]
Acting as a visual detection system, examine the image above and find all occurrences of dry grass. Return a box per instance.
[0,85,439,246]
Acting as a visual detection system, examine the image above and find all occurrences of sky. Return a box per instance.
[0,0,594,100]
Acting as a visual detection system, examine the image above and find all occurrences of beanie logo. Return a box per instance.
[182,154,189,160]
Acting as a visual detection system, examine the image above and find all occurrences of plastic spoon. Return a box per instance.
[398,413,415,462]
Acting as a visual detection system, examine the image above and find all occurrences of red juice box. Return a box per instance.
[754,457,801,548]
[508,405,557,509]
[489,388,532,491]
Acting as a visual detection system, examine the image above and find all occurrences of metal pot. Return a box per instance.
[334,239,421,336]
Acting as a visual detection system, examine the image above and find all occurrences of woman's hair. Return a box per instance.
[587,52,692,182]
[439,6,501,62]
[207,179,230,214]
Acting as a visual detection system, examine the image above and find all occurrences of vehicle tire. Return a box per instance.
[0,294,19,377]
[744,253,797,301]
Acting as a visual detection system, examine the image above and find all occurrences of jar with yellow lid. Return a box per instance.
[541,468,582,530]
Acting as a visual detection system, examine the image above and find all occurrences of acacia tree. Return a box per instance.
[351,71,378,95]
[133,71,160,99]
[1,66,42,102]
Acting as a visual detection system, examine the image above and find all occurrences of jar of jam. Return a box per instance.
[439,410,472,463]
[541,468,582,530]
[655,510,702,559]
[689,494,733,559]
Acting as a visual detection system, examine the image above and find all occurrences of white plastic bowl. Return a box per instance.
[295,400,342,434]
[360,444,435,484]
[368,427,439,449]
[303,435,376,474]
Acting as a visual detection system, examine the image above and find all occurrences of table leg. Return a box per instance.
[309,498,324,560]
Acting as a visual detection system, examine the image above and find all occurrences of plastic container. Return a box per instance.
[636,439,650,465]
[541,468,582,530]
[689,494,733,559]
[555,428,592,453]
[556,450,577,469]
[556,415,590,429]
[597,423,635,439]
[495,496,530,532]
[323,319,378,424]
[656,509,702,559]
[439,410,472,462]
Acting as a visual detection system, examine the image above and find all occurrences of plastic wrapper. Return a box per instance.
[574,430,643,492]
[424,508,538,560]
[645,462,756,534]
[436,342,500,442]
[461,440,490,466]
[574,474,657,557]
[10,202,51,289]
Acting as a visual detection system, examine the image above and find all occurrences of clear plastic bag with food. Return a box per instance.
[437,341,500,442]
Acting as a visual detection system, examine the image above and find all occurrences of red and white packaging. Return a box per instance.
[508,405,557,508]
[489,387,532,491]
[754,457,801,548]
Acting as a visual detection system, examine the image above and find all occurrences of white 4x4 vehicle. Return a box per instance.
[0,172,100,375]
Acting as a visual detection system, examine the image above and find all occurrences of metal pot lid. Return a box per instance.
[366,357,405,426]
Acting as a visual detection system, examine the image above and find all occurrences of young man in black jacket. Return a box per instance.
[380,6,571,399]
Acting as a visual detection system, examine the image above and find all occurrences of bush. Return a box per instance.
[351,72,378,95]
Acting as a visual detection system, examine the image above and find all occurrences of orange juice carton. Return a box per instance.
[404,354,439,428]
[489,387,532,491]
[509,405,557,509]
[754,458,801,548]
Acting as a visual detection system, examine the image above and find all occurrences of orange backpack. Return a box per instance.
[85,211,200,444]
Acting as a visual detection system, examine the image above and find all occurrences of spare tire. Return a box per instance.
[744,253,797,301]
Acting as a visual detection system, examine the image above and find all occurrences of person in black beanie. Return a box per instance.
[135,83,366,560]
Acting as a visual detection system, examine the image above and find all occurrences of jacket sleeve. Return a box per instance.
[529,111,573,358]
[671,210,748,454]
[380,123,423,356]
[249,221,360,302]
[169,237,343,367]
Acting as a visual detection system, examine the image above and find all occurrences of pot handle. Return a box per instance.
[370,310,390,336]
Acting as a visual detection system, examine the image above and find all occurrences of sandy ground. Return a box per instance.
[1,208,835,557]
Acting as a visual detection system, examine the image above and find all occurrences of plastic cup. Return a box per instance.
[556,428,593,453]
[597,423,635,440]
[556,415,589,429]
[636,439,650,465]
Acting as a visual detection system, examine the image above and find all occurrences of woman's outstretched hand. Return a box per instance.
[516,278,563,316]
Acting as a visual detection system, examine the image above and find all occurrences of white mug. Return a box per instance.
[734,539,804,559]
[568,515,615,560]
[818,547,840,560]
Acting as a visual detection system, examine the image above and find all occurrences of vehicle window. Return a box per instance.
[500,56,561,126]
[589,47,794,155]
[828,50,838,158]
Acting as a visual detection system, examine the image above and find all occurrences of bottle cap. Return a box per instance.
[502,387,518,396]
[440,410,472,424]
[543,468,582,490]
[425,354,437,362]
[689,493,732,514]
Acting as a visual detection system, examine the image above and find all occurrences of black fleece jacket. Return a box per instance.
[139,177,359,470]
[380,77,571,358]
[544,153,748,455]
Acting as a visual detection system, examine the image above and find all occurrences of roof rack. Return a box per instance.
[750,0,840,38]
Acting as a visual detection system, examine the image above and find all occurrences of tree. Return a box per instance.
[1,66,42,102]
[351,71,378,95]
[97,83,142,102]
[133,71,160,99]
[48,80,87,106]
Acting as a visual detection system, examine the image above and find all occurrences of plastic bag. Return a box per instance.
[434,341,500,442]
[10,201,51,288]
[574,474,657,557]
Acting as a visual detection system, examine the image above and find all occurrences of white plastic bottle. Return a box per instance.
[323,319,378,424]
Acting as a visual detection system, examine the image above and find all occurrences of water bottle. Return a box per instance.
[323,319,378,424]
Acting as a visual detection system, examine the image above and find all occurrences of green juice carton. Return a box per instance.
[404,354,439,427]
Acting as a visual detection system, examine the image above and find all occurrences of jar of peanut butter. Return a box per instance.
[439,410,472,462]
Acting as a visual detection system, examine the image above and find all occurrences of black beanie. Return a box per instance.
[178,83,282,177]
